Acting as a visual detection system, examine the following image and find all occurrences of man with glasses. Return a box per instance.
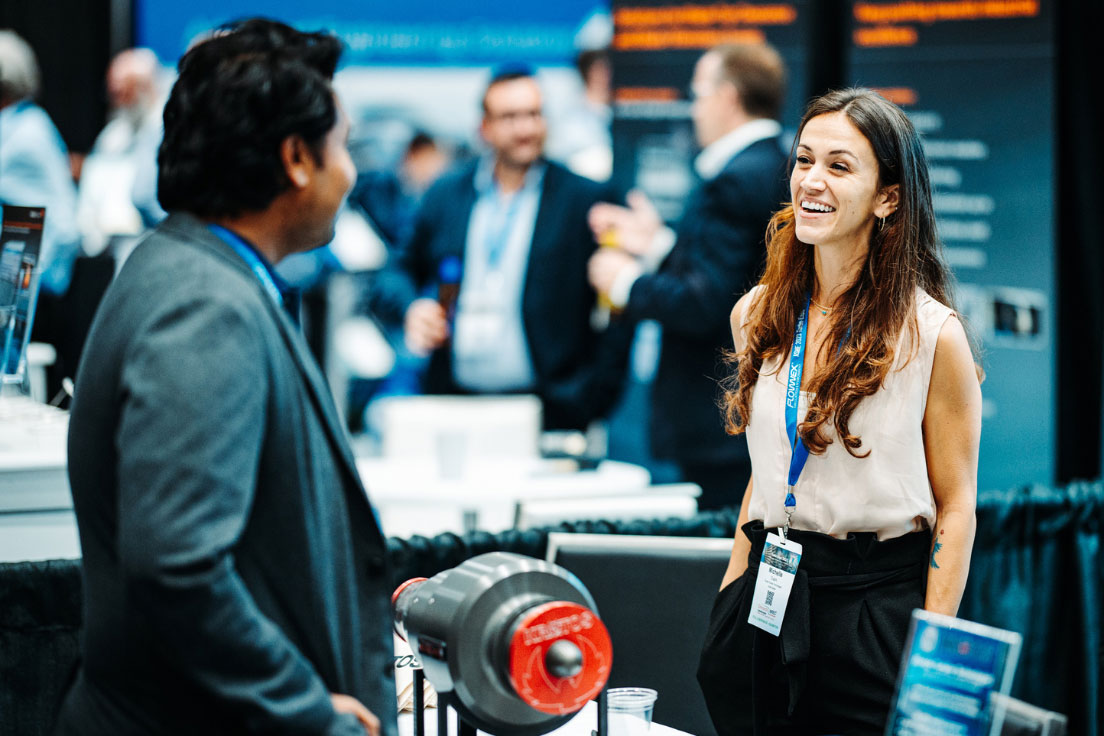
[587,44,789,510]
[370,66,625,430]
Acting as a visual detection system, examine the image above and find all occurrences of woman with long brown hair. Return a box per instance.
[697,88,982,735]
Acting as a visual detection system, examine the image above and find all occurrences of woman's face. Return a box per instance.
[790,111,897,251]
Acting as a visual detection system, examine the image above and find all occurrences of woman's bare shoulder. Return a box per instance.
[730,285,766,354]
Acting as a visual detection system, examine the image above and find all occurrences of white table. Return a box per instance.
[356,457,654,538]
[0,396,78,561]
[398,700,691,736]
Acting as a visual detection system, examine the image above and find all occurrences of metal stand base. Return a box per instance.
[409,675,609,736]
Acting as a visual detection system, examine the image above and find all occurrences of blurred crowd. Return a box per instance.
[0,27,789,511]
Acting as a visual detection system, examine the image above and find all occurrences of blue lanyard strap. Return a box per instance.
[208,224,285,309]
[783,296,813,536]
[783,294,851,537]
[482,190,525,271]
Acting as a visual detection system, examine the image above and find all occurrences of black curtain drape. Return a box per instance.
[0,0,113,155]
[1055,1,1104,481]
[959,482,1104,736]
[0,560,82,736]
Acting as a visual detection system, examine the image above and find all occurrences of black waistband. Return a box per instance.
[743,520,931,578]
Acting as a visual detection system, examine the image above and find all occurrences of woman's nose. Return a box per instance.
[801,166,827,191]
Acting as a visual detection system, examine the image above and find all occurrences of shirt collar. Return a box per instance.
[474,155,546,196]
[694,118,782,180]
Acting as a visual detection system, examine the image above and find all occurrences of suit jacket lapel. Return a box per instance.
[521,164,561,321]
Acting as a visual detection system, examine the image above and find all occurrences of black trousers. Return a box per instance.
[697,521,931,736]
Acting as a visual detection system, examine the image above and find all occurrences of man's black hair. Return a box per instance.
[574,49,609,82]
[157,18,343,217]
[481,63,536,114]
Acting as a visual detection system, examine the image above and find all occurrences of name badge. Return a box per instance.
[453,307,505,356]
[748,532,803,637]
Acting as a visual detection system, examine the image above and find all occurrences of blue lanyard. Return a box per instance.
[482,189,525,271]
[783,295,813,535]
[783,294,850,536]
[208,224,284,309]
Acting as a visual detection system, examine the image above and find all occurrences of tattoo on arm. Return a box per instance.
[930,529,944,569]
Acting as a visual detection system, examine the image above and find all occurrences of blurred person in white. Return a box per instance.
[547,48,612,182]
[77,47,168,265]
[0,29,81,297]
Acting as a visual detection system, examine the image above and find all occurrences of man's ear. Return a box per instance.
[281,135,312,189]
[721,80,741,111]
[875,183,900,218]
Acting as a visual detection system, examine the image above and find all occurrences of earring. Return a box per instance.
[878,216,886,232]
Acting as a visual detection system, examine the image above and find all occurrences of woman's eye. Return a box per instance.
[831,162,849,172]
[796,155,811,165]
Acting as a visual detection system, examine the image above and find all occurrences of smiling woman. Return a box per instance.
[696,88,984,736]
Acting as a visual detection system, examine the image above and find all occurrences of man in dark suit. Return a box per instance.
[588,44,789,510]
[369,68,625,431]
[56,20,394,736]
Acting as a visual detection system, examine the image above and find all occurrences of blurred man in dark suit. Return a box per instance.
[370,67,626,430]
[588,44,789,510]
[57,19,394,736]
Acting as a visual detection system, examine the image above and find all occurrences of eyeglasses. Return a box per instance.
[486,109,543,125]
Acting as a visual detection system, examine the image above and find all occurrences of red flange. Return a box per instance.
[392,577,428,608]
[507,601,613,715]
[391,577,428,641]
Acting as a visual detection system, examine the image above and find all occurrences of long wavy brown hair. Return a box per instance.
[723,88,975,457]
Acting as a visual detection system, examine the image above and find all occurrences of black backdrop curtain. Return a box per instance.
[0,0,113,155]
[1055,1,1104,482]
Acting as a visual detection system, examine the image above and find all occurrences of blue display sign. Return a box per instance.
[0,206,46,381]
[134,0,605,66]
[888,610,1022,736]
[849,1,1057,492]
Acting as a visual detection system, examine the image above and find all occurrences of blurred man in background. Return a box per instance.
[57,19,394,736]
[77,47,167,263]
[369,66,627,430]
[587,43,789,510]
[0,30,81,298]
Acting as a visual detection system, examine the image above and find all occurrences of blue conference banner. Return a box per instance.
[848,1,1057,492]
[135,0,606,66]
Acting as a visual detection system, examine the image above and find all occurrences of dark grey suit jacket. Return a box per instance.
[624,136,789,466]
[56,214,397,735]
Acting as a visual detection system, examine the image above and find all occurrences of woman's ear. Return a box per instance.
[875,183,900,218]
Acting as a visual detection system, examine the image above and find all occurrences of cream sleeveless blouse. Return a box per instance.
[744,286,954,540]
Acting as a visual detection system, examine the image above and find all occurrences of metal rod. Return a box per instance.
[597,688,608,736]
[437,702,449,736]
[413,668,425,736]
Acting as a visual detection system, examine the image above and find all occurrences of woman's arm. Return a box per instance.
[720,476,754,590]
[922,315,982,615]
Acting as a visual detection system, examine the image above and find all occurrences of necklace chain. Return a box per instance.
[810,297,833,314]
